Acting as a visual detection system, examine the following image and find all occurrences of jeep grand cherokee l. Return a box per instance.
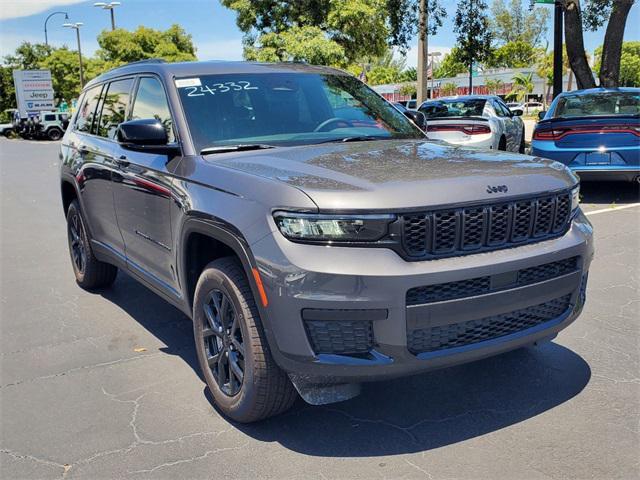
[60,60,593,423]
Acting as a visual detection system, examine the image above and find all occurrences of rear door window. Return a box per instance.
[130,77,175,142]
[75,85,103,134]
[96,78,134,139]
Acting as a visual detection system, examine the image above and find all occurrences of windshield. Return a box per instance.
[418,99,486,119]
[554,91,640,117]
[176,73,423,152]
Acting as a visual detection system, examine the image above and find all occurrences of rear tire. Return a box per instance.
[498,136,507,151]
[47,127,63,141]
[519,129,526,154]
[66,200,117,289]
[193,257,297,423]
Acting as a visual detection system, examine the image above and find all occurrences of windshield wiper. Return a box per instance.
[200,144,276,155]
[316,135,389,145]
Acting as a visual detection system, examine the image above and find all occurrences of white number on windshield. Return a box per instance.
[183,81,258,97]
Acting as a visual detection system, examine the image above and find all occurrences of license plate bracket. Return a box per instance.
[585,152,611,165]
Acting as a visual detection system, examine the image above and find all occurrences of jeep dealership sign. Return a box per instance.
[12,69,55,116]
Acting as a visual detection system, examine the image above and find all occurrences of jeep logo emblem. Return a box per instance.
[487,185,509,194]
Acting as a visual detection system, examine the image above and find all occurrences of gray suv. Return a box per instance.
[59,60,594,423]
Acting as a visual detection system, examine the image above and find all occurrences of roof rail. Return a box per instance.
[123,58,167,66]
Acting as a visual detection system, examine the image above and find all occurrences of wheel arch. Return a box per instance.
[178,217,260,316]
[61,178,79,215]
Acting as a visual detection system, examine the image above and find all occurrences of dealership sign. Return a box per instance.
[12,70,56,115]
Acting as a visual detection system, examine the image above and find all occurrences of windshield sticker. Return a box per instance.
[182,81,258,97]
[175,78,202,88]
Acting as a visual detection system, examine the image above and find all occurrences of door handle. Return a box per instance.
[115,155,130,167]
[78,145,89,155]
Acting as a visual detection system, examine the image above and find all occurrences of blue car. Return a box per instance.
[531,88,639,182]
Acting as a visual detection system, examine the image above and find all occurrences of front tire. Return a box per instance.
[66,200,117,289]
[519,128,526,153]
[193,258,297,423]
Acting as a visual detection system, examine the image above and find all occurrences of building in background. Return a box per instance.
[373,67,579,105]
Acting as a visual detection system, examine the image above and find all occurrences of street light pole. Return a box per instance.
[94,2,121,30]
[428,52,442,98]
[552,0,564,99]
[64,23,85,87]
[44,11,69,46]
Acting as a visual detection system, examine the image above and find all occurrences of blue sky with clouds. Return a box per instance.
[1,0,638,68]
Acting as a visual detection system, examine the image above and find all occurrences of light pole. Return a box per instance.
[94,2,121,30]
[44,11,69,46]
[428,51,441,98]
[64,23,85,87]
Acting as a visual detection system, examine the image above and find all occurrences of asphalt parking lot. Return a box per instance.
[1,137,638,480]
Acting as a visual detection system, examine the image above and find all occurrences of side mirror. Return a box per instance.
[117,119,178,155]
[512,109,523,116]
[538,110,547,120]
[404,110,427,130]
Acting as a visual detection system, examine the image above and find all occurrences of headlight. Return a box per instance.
[571,185,580,216]
[274,212,395,243]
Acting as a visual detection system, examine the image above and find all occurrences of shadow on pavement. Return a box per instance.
[579,180,639,205]
[100,270,591,458]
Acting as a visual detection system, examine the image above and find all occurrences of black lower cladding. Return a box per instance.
[305,320,374,355]
[407,256,579,306]
[407,294,572,354]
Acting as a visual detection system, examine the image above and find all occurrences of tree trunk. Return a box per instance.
[563,0,596,89]
[599,0,634,87]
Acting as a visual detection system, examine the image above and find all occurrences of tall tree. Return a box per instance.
[386,0,447,53]
[563,0,636,88]
[490,0,550,46]
[454,0,493,90]
[222,0,449,64]
[433,47,468,78]
[586,0,636,86]
[96,25,197,66]
[595,41,640,87]
[486,41,538,68]
[222,0,390,65]
[564,0,596,89]
[507,72,534,103]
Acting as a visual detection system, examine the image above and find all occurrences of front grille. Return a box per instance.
[407,294,572,354]
[406,256,579,306]
[305,320,373,355]
[401,191,572,259]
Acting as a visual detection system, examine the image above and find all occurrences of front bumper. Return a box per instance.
[250,210,594,384]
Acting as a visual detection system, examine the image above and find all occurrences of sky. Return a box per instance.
[0,0,638,68]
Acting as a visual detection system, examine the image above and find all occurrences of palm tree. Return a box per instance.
[507,72,534,106]
[441,82,458,96]
[485,78,504,95]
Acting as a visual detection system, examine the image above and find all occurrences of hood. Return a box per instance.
[205,139,578,210]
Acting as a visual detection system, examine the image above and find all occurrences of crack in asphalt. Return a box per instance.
[320,400,546,444]
[0,353,164,389]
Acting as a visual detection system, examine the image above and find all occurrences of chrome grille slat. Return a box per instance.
[401,190,573,259]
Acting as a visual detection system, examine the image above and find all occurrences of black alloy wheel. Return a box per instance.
[201,288,245,396]
[68,210,86,275]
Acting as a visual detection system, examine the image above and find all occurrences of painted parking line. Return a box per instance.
[584,203,640,216]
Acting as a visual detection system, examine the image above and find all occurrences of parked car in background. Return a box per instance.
[509,101,544,116]
[393,102,408,113]
[40,111,70,140]
[398,99,417,110]
[1,121,14,137]
[418,95,525,152]
[531,88,640,182]
[12,111,70,140]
